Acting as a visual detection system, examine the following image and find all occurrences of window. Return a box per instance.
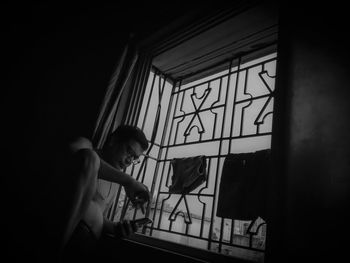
[107,2,278,262]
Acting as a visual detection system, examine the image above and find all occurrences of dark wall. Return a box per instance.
[268,2,350,262]
[6,4,126,261]
[5,2,198,262]
[5,1,349,262]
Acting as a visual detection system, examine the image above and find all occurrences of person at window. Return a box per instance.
[59,125,150,261]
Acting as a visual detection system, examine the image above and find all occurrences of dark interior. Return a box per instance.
[5,0,350,262]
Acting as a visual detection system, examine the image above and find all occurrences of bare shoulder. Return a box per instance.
[68,136,93,153]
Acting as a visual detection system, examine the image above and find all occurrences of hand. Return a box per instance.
[124,178,151,214]
[113,220,138,238]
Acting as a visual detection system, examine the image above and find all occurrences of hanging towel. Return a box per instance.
[216,149,271,220]
[169,155,207,194]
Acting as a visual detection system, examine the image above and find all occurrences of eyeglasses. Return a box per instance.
[126,145,141,165]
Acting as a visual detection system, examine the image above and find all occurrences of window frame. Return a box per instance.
[107,2,279,262]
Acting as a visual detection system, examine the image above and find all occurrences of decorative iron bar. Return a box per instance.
[110,48,277,261]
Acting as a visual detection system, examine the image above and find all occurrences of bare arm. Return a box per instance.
[69,137,150,208]
[98,158,135,185]
[99,157,150,212]
[68,137,134,185]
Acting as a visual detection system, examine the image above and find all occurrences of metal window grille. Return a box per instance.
[108,46,277,262]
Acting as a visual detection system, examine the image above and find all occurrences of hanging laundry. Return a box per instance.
[169,155,207,194]
[216,149,271,220]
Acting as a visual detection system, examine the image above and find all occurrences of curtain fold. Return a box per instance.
[123,52,153,126]
[91,40,153,219]
[92,43,139,148]
[91,42,139,217]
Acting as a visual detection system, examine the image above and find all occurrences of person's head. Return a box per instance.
[102,125,148,170]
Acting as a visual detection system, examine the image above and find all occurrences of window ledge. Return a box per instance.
[125,233,254,263]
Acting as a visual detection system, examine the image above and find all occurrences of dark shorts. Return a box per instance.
[62,220,99,262]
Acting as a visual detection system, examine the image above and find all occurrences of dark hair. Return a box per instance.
[107,125,148,151]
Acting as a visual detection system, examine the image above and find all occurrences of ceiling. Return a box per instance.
[152,1,279,84]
